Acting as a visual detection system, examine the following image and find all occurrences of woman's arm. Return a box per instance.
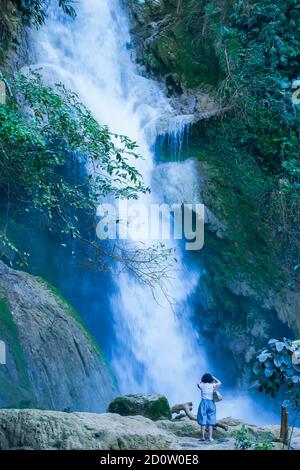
[212,376,221,389]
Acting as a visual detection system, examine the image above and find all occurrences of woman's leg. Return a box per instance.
[197,401,207,440]
[207,401,216,441]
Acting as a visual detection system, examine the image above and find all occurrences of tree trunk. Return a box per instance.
[176,0,183,14]
[280,404,289,444]
[171,402,228,430]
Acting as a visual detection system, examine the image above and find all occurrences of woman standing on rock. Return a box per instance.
[197,373,222,442]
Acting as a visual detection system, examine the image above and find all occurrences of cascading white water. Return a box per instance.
[30,0,278,423]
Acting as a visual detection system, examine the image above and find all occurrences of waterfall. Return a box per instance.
[31,0,206,407]
[30,0,277,424]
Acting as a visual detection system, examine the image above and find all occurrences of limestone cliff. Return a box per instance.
[0,261,116,411]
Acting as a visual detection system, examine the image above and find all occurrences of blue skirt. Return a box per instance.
[197,399,216,425]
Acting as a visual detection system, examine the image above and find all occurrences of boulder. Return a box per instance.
[107,394,172,421]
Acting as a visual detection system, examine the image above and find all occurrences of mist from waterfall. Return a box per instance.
[30,0,278,424]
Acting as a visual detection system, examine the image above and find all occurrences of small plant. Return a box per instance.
[254,432,274,451]
[234,425,274,451]
[234,425,253,450]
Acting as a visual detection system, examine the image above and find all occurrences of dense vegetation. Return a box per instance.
[0,72,147,267]
[13,0,76,26]
[252,337,300,444]
[197,0,300,281]
[253,338,300,396]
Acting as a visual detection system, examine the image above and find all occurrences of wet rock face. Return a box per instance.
[107,394,172,421]
[0,261,116,411]
[126,0,223,90]
[0,1,30,72]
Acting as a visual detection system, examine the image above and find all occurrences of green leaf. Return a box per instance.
[273,356,283,368]
[258,352,270,362]
[253,363,261,375]
[292,363,300,372]
[264,368,274,378]
[275,342,285,353]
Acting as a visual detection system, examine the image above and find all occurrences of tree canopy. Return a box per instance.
[13,0,76,27]
[0,71,148,267]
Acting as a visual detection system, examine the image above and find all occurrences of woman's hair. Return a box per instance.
[201,373,214,383]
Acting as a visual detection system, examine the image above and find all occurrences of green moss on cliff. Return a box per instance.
[146,19,221,89]
[0,294,33,407]
[37,279,105,360]
[129,0,223,89]
[189,130,282,293]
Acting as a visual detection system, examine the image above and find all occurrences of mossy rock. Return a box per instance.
[107,394,172,421]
